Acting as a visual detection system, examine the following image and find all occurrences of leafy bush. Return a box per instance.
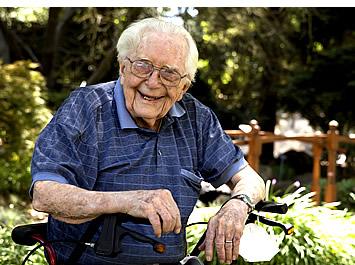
[0,60,52,196]
[186,185,355,265]
[266,187,354,265]
[304,178,355,211]
[0,202,46,264]
[332,178,355,210]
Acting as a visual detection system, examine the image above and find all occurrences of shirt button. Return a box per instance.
[158,150,162,156]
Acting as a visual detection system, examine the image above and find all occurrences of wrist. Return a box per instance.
[229,194,255,214]
[98,191,130,214]
[225,198,250,216]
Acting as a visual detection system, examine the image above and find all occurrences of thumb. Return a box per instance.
[198,239,206,250]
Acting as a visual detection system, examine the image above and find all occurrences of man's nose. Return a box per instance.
[145,69,162,87]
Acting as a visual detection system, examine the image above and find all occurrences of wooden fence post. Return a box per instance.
[325,120,339,202]
[247,120,261,172]
[311,138,323,204]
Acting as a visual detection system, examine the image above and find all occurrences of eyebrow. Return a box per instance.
[139,57,181,72]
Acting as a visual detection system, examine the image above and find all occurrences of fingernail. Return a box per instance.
[206,256,211,261]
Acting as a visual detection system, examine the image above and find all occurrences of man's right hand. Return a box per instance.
[124,189,181,238]
[33,181,181,238]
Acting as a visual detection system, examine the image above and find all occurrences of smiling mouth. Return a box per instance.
[138,91,164,101]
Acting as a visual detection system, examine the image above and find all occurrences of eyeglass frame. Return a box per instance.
[125,57,188,87]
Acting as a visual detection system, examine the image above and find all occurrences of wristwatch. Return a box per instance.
[231,194,255,214]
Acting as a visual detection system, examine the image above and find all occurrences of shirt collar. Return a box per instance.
[114,79,186,129]
[168,100,185,118]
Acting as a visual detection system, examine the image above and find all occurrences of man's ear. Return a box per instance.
[177,82,190,101]
[119,63,125,76]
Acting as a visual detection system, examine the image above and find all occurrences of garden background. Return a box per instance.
[0,7,354,264]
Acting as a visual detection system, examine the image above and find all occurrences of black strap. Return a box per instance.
[65,214,166,263]
[94,215,118,256]
[65,217,102,264]
[94,214,166,257]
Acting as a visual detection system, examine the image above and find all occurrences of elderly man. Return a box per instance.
[31,17,265,265]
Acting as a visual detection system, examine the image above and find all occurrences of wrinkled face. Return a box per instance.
[119,32,189,130]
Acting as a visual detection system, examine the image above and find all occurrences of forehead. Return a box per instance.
[136,31,187,70]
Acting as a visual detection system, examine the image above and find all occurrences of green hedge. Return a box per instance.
[0,60,52,196]
[0,203,46,264]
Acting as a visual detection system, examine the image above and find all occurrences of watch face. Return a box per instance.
[234,194,254,211]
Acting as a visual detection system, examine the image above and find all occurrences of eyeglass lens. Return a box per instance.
[131,60,182,86]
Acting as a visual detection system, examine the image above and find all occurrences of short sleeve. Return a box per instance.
[30,91,99,197]
[197,107,247,188]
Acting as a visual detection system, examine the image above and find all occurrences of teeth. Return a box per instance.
[143,95,159,100]
[140,90,162,101]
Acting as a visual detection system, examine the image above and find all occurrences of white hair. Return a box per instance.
[116,17,199,83]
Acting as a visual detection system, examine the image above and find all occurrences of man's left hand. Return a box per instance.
[199,199,249,264]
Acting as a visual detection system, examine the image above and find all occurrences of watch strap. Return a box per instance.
[225,194,255,214]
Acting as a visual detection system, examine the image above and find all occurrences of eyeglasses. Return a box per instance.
[126,57,188,87]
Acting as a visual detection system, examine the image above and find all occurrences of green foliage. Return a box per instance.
[0,202,46,265]
[305,178,355,211]
[267,187,354,265]
[281,45,355,133]
[0,60,52,196]
[186,185,355,265]
[179,8,355,135]
[337,178,355,210]
[182,8,308,129]
[2,7,355,136]
[0,7,48,25]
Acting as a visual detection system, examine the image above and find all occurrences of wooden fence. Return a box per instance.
[225,119,355,204]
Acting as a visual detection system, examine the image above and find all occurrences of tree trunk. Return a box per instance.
[259,75,277,163]
[87,47,116,85]
[86,7,144,85]
[42,7,62,90]
[0,20,10,63]
[42,7,78,90]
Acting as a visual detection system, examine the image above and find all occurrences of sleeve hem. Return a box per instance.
[210,157,249,188]
[29,172,68,199]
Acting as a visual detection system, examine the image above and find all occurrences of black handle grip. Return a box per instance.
[11,223,47,246]
[254,201,288,214]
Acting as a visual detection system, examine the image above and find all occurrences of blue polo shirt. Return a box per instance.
[31,79,247,264]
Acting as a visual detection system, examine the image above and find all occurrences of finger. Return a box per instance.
[158,189,181,234]
[224,224,235,264]
[232,236,240,261]
[215,220,226,264]
[198,240,205,251]
[173,208,181,234]
[155,203,174,234]
[145,205,162,238]
[162,201,180,234]
[224,239,234,264]
[153,194,177,234]
[232,222,244,260]
[204,221,217,261]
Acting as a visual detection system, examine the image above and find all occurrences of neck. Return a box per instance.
[135,118,162,132]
